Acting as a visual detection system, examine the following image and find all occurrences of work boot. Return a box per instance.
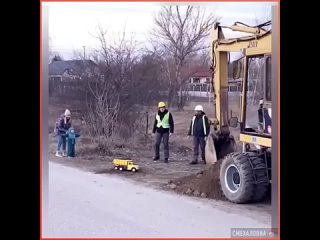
[55,151,62,157]
[153,157,159,162]
[190,160,198,165]
[164,158,169,163]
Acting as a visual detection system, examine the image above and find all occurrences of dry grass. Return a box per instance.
[48,97,246,158]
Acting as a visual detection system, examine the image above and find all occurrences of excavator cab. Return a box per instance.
[205,21,272,203]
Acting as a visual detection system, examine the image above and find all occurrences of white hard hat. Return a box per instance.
[194,105,203,111]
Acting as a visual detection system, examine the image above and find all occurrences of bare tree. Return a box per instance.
[84,74,120,142]
[83,25,150,146]
[132,53,165,105]
[152,5,220,109]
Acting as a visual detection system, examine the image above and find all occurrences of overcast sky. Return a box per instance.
[44,1,277,60]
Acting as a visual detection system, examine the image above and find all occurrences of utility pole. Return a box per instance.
[83,46,86,60]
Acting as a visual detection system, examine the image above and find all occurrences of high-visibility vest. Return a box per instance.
[156,112,170,128]
[191,115,207,136]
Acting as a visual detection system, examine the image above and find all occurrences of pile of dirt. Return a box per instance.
[166,160,226,201]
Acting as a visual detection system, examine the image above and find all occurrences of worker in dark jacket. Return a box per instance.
[188,105,210,164]
[152,101,174,163]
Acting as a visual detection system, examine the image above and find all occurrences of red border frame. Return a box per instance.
[40,1,280,239]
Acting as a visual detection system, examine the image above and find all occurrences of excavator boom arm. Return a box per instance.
[211,22,271,133]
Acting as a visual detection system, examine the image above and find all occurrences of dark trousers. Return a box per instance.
[193,136,206,161]
[67,139,76,157]
[154,132,169,159]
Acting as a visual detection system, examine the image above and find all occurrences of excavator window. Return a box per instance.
[245,56,265,129]
[244,56,272,133]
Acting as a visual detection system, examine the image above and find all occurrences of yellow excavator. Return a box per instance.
[205,21,272,203]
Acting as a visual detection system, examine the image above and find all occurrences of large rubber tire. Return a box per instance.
[220,152,269,203]
[252,182,270,202]
[250,155,269,202]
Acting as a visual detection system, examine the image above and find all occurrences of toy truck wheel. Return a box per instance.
[131,168,136,172]
[114,166,118,170]
[119,167,123,171]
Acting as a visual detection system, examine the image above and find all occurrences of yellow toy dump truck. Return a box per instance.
[112,159,139,172]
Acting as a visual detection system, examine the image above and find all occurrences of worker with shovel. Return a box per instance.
[188,105,210,164]
[152,102,174,163]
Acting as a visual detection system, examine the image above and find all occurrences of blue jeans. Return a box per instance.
[57,135,67,152]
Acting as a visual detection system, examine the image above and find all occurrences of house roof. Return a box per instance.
[190,67,211,78]
[49,60,97,76]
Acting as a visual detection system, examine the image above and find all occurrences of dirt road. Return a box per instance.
[44,162,271,238]
[47,98,271,228]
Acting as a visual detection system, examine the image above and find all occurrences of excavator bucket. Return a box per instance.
[205,134,237,164]
[205,135,218,164]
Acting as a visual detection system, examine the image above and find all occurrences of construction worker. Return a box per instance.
[54,109,72,157]
[188,105,210,164]
[152,102,174,163]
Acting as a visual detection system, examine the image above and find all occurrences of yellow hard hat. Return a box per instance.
[158,102,166,108]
